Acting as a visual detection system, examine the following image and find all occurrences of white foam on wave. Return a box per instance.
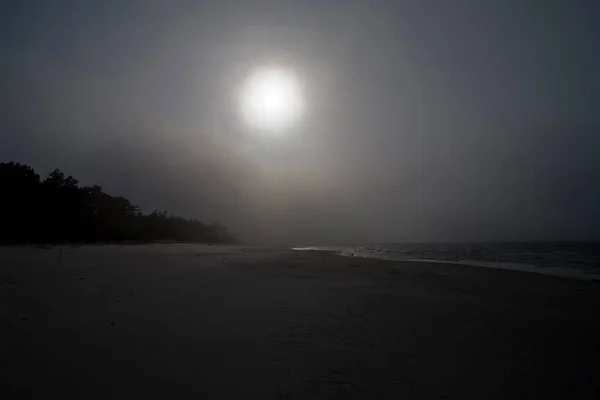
[406,259,598,281]
[292,246,600,281]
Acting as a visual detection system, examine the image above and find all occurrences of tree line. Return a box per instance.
[0,161,237,244]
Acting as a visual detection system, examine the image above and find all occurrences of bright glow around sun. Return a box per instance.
[240,67,304,132]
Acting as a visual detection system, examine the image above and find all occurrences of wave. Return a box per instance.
[292,243,600,281]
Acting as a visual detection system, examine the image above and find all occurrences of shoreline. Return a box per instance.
[293,246,600,282]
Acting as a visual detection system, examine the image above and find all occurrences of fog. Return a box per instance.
[1,1,599,243]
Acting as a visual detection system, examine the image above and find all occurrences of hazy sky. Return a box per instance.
[1,0,599,243]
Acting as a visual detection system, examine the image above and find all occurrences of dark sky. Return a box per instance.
[1,0,599,243]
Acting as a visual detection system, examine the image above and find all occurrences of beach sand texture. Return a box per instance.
[1,244,599,399]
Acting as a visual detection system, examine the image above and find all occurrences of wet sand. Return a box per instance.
[1,244,599,399]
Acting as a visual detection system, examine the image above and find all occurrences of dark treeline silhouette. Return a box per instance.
[0,162,237,244]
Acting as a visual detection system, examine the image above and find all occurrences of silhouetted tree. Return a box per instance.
[0,162,42,242]
[0,161,238,244]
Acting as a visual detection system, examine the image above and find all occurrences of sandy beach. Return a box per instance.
[1,244,599,399]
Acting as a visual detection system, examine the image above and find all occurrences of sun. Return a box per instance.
[240,67,304,132]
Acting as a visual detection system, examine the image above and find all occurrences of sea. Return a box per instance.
[292,242,600,281]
